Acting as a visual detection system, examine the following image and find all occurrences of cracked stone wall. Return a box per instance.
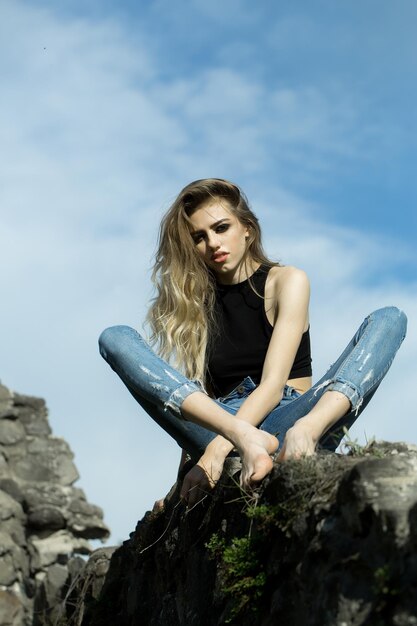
[0,382,109,626]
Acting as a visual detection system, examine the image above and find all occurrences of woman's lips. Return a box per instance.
[212,253,229,263]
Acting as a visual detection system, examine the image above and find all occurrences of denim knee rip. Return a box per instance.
[312,377,363,415]
[164,381,203,417]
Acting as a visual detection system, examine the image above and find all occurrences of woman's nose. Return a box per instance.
[207,233,220,249]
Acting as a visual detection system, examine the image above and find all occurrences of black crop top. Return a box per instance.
[207,265,312,397]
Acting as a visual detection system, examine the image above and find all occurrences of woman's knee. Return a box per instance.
[98,325,135,360]
[371,306,407,339]
[388,306,407,336]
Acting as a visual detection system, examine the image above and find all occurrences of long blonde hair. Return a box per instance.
[146,178,278,386]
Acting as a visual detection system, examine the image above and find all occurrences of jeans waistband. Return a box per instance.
[219,377,298,403]
[218,376,257,402]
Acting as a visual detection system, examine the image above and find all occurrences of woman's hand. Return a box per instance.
[180,450,226,508]
[277,391,351,461]
[276,417,317,461]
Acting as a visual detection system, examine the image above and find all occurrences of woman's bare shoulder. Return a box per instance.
[268,265,309,293]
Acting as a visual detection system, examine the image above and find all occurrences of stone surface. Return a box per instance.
[13,393,51,436]
[0,381,110,626]
[70,442,417,626]
[64,547,117,626]
[0,385,18,420]
[0,490,25,522]
[11,436,79,485]
[28,505,66,530]
[0,419,25,445]
[0,589,25,626]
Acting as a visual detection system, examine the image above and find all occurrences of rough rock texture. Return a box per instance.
[69,444,417,626]
[0,382,109,626]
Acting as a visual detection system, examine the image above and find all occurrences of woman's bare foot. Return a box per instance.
[181,392,278,489]
[231,423,278,490]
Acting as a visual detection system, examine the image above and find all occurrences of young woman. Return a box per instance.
[99,179,407,508]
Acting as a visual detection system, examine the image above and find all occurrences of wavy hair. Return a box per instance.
[146,178,279,387]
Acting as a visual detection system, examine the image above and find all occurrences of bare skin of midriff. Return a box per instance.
[287,376,312,395]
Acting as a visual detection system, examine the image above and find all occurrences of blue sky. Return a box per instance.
[31,0,417,250]
[1,0,416,543]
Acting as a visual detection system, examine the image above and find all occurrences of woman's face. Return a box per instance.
[188,199,252,284]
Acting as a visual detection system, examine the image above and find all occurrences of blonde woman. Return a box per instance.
[99,179,407,508]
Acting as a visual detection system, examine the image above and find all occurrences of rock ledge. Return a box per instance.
[70,442,417,626]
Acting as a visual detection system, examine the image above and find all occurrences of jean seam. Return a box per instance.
[335,312,373,381]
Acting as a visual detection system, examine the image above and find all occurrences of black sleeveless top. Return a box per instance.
[207,265,312,397]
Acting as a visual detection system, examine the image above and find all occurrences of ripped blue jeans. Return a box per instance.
[98,306,407,461]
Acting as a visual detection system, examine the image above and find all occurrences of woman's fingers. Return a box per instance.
[277,423,316,461]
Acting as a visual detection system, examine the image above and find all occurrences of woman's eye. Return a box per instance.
[216,224,229,233]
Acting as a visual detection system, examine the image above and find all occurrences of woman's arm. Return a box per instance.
[182,267,310,499]
[207,267,309,451]
[237,267,310,418]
